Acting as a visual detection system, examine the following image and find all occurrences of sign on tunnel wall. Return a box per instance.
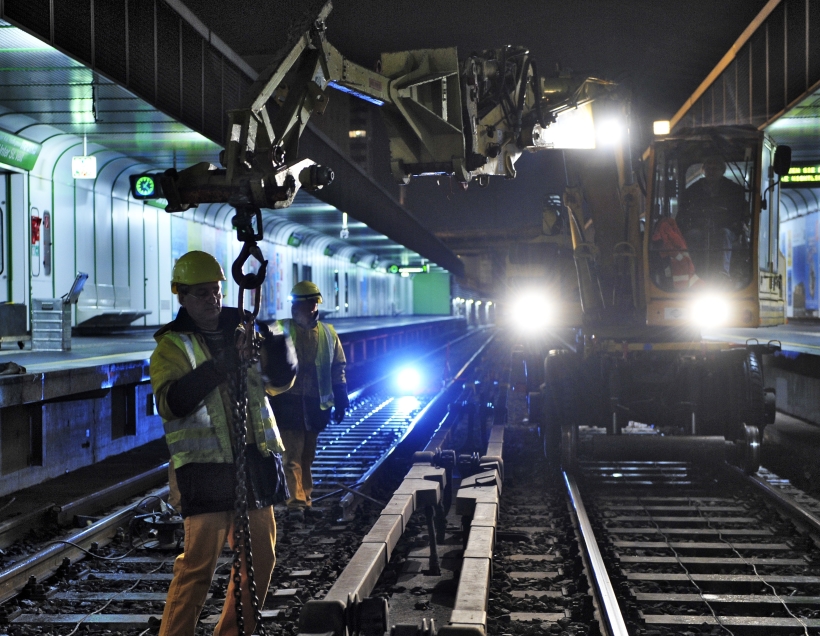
[782,164,820,188]
[0,130,41,171]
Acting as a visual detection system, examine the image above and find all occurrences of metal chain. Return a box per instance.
[228,348,266,635]
[228,233,268,635]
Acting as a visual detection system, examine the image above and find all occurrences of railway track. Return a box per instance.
[0,328,496,634]
[566,457,820,634]
[8,333,820,636]
[468,403,820,636]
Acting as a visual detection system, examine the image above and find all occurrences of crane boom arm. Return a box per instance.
[131,0,619,227]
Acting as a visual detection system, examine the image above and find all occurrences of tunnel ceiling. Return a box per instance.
[766,86,820,162]
[0,21,439,272]
[0,23,218,168]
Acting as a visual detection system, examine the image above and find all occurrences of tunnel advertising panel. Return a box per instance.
[170,217,231,310]
[781,212,820,317]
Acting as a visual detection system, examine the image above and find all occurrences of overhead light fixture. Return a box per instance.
[340,211,349,239]
[653,120,671,136]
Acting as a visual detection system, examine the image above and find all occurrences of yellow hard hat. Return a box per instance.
[290,280,323,303]
[171,251,226,293]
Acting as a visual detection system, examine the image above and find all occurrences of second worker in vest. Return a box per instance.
[271,281,349,523]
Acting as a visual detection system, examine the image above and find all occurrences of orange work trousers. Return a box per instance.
[280,429,319,509]
[158,506,276,636]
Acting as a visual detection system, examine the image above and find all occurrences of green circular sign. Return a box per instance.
[135,175,155,197]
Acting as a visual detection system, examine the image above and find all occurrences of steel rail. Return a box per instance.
[0,485,169,605]
[563,471,630,636]
[0,465,168,550]
[347,326,495,402]
[299,333,502,636]
[0,330,492,615]
[54,463,170,526]
[735,466,820,535]
[341,331,497,492]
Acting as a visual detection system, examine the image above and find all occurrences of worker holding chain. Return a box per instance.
[150,250,297,636]
[271,281,349,524]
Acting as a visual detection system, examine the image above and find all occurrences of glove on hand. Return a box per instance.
[332,383,349,424]
[255,321,272,338]
[333,383,350,410]
[258,321,298,386]
[212,345,241,378]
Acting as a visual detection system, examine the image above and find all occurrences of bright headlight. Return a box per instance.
[690,295,730,328]
[596,119,623,146]
[396,367,421,393]
[509,293,551,333]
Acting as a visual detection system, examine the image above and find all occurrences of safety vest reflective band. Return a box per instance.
[161,332,285,469]
[280,319,335,409]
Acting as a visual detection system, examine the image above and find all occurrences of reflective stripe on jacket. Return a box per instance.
[279,319,335,409]
[156,332,285,469]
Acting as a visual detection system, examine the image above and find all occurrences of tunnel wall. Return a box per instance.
[764,354,820,426]
[2,114,413,330]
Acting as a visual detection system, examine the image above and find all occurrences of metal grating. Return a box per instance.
[724,59,737,124]
[786,0,807,104]
[127,0,156,103]
[768,3,787,117]
[750,27,767,127]
[180,19,203,132]
[3,0,50,37]
[222,61,245,117]
[93,0,127,84]
[675,0,820,132]
[811,0,820,84]
[736,46,751,123]
[53,0,91,63]
[713,74,725,125]
[156,1,182,118]
[203,47,223,142]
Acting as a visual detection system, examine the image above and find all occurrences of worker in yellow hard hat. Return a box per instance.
[150,250,297,636]
[271,280,348,524]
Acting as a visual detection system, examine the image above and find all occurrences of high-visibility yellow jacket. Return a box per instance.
[151,320,289,470]
[278,319,344,409]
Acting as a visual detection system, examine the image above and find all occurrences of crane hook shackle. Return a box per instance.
[232,241,268,291]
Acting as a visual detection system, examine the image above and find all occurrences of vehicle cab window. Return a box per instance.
[648,135,757,292]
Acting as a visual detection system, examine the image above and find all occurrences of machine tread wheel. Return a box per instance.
[726,349,765,440]
[741,423,761,474]
[542,351,577,464]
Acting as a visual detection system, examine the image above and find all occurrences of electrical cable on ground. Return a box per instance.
[636,494,735,636]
